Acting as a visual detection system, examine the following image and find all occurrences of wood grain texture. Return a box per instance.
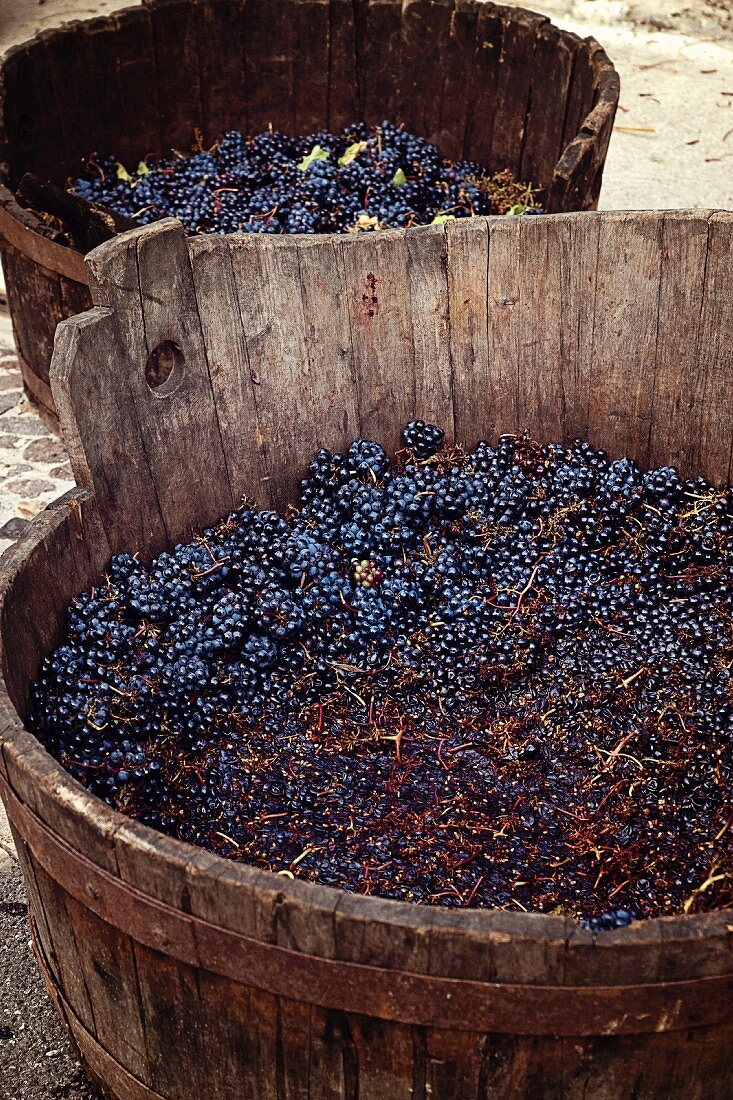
[587,211,663,466]
[504,212,599,448]
[81,16,129,164]
[424,1028,484,1099]
[547,40,619,214]
[146,0,204,154]
[61,891,151,1081]
[187,233,270,507]
[462,2,504,167]
[559,36,604,156]
[520,25,578,194]
[42,22,101,181]
[553,210,601,443]
[400,0,454,144]
[484,213,523,439]
[406,224,455,442]
[293,0,332,136]
[30,858,98,1034]
[445,216,489,452]
[339,228,416,456]
[9,829,59,999]
[689,211,733,486]
[51,307,169,558]
[196,0,249,144]
[345,1015,415,1100]
[4,37,67,183]
[437,0,479,160]
[489,7,547,177]
[292,235,361,450]
[647,211,711,476]
[327,0,361,129]
[0,241,65,385]
[354,0,404,126]
[229,234,359,508]
[113,7,163,165]
[79,220,235,549]
[243,0,296,134]
[0,45,43,182]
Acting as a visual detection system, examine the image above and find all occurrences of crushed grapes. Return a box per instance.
[31,425,733,929]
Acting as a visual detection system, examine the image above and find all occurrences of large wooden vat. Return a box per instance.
[0,0,619,428]
[2,211,732,1098]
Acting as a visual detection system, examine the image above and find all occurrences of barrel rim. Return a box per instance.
[2,481,732,955]
[0,0,620,281]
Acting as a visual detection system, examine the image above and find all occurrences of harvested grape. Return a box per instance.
[31,427,733,926]
[72,121,540,235]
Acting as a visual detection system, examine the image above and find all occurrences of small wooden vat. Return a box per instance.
[0,0,619,427]
[1,211,732,1098]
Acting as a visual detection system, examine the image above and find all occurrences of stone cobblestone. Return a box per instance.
[0,308,76,875]
[0,311,76,560]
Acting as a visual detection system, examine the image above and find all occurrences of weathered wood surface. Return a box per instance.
[0,0,618,423]
[16,172,135,250]
[1,210,733,1098]
[52,211,733,557]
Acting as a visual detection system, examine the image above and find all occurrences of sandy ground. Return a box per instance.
[0,0,731,1096]
[512,0,733,210]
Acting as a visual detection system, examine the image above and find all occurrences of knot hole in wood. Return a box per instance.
[145,340,185,397]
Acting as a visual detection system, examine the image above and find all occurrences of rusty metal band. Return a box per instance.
[29,916,161,1100]
[4,773,733,1038]
[0,197,89,282]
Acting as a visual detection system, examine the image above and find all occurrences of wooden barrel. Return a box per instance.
[2,211,733,1099]
[0,0,619,429]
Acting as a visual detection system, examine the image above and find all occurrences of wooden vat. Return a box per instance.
[1,211,732,1098]
[0,0,619,427]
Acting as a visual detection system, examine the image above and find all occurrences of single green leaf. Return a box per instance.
[507,203,528,216]
[338,141,368,168]
[298,144,330,172]
[115,161,133,183]
[136,161,151,176]
[392,168,407,187]
[431,213,456,225]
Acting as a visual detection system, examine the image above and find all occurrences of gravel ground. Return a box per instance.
[0,862,100,1100]
[0,1,731,1097]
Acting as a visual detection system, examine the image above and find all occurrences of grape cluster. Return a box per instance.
[31,425,733,926]
[73,121,539,236]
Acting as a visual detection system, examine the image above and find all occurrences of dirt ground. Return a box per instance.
[0,0,731,1097]
[0,865,100,1100]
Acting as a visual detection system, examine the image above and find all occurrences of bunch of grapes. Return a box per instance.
[32,424,733,926]
[73,120,540,235]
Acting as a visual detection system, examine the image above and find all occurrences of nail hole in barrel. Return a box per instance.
[145,341,184,395]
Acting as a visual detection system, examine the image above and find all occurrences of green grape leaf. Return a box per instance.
[431,213,456,225]
[507,203,528,216]
[298,145,330,172]
[392,168,407,187]
[136,161,151,176]
[115,162,133,183]
[338,141,368,168]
